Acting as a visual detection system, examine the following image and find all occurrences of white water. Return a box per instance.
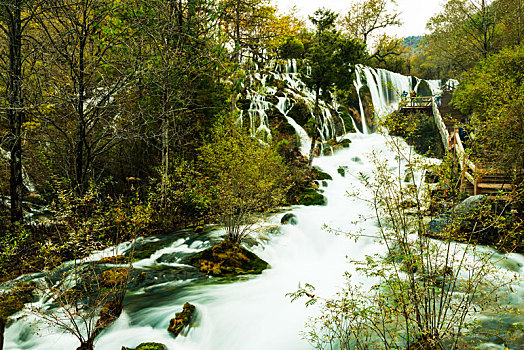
[5,133,522,350]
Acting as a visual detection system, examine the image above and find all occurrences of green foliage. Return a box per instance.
[199,115,288,242]
[149,160,210,230]
[304,10,365,97]
[452,43,524,174]
[383,111,444,158]
[279,37,305,59]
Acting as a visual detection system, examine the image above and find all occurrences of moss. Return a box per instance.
[312,166,333,181]
[123,342,168,350]
[287,100,311,127]
[188,240,269,277]
[98,255,128,264]
[296,188,327,206]
[339,139,351,148]
[101,268,128,287]
[339,110,356,133]
[0,282,37,321]
[167,302,196,337]
[337,166,346,177]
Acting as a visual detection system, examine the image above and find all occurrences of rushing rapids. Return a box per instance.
[3,64,521,350]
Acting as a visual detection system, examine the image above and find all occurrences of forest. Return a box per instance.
[0,0,523,349]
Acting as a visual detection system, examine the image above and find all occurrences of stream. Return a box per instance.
[4,132,523,350]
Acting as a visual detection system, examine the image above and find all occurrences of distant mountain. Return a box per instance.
[402,36,424,55]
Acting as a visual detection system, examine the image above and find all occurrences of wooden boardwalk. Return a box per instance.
[402,95,514,195]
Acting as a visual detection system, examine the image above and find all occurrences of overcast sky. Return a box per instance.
[272,0,445,37]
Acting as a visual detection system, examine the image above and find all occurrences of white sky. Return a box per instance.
[272,0,445,37]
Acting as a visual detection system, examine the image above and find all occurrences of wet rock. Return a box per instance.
[126,266,205,289]
[281,213,298,225]
[428,195,486,234]
[296,188,327,206]
[98,255,128,264]
[168,302,196,337]
[155,251,187,264]
[185,240,269,277]
[122,342,168,350]
[337,166,349,177]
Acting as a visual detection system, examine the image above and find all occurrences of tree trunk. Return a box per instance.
[161,116,169,209]
[6,1,24,223]
[0,317,5,350]
[74,27,87,194]
[307,87,320,168]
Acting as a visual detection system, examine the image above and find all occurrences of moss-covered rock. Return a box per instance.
[287,99,311,127]
[312,166,333,181]
[100,268,129,287]
[416,80,433,97]
[281,213,298,225]
[168,302,196,337]
[98,255,128,264]
[296,188,327,206]
[0,282,37,320]
[337,166,347,177]
[187,240,269,277]
[122,342,168,350]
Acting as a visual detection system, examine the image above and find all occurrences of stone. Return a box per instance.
[168,302,196,337]
[186,240,269,277]
[122,342,168,350]
[428,195,486,234]
[281,213,298,225]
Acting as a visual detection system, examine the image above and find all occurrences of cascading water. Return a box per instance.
[6,133,522,350]
[275,95,311,157]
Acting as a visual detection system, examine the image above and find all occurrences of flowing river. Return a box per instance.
[5,132,523,350]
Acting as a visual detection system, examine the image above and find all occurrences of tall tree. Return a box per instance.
[131,0,227,208]
[304,8,365,167]
[36,0,135,194]
[425,0,499,75]
[0,0,43,222]
[340,0,402,45]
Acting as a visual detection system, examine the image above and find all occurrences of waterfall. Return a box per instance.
[275,96,311,157]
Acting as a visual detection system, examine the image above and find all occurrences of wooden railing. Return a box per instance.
[430,96,513,195]
[402,96,433,108]
[431,96,450,152]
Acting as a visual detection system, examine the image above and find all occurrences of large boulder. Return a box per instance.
[185,240,269,277]
[168,302,196,337]
[122,342,168,350]
[428,195,486,234]
[281,213,298,225]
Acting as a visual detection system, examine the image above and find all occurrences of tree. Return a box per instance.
[425,0,499,76]
[452,43,524,177]
[130,0,227,210]
[199,116,288,243]
[33,260,131,350]
[304,8,365,167]
[340,0,403,63]
[341,0,402,45]
[34,0,136,194]
[0,0,44,222]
